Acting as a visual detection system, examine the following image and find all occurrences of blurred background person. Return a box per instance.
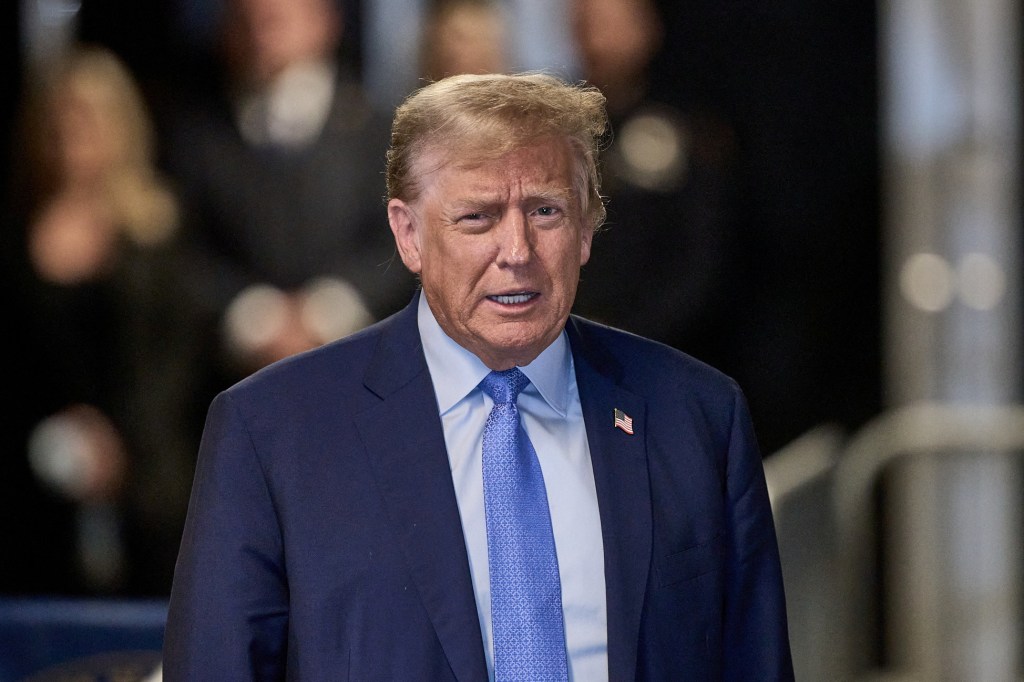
[2,44,198,596]
[419,0,509,82]
[159,0,414,422]
[362,0,577,111]
[567,0,744,377]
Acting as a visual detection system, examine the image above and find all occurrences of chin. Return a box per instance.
[484,337,547,366]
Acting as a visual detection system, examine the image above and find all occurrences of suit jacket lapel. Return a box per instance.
[354,295,488,682]
[567,317,652,681]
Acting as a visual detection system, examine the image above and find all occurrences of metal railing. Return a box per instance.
[768,403,1024,681]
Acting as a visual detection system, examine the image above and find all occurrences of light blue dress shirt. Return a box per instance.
[417,294,608,682]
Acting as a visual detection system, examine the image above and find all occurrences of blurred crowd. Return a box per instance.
[0,0,881,598]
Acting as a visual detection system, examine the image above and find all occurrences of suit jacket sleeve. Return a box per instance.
[722,386,793,680]
[163,391,289,681]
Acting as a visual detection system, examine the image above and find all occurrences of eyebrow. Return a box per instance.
[449,187,574,209]
[529,188,574,205]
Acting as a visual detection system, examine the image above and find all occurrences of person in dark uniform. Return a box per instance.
[568,0,744,371]
[161,0,415,401]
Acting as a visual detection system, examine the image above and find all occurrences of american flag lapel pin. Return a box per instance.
[613,408,634,435]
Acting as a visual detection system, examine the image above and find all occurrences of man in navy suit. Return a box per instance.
[164,72,793,680]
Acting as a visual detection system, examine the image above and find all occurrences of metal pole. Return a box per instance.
[879,0,1022,677]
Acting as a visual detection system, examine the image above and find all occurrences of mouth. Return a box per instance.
[487,292,538,305]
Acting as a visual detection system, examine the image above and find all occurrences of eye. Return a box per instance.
[534,206,559,217]
[454,212,493,233]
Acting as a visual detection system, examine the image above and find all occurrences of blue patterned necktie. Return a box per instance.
[480,368,569,682]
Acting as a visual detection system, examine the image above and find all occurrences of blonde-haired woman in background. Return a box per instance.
[5,44,199,598]
[23,45,178,282]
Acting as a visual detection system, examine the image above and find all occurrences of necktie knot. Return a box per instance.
[481,368,530,405]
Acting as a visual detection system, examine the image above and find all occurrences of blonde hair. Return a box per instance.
[20,45,177,246]
[386,72,609,229]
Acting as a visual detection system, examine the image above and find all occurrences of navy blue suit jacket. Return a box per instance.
[164,295,793,680]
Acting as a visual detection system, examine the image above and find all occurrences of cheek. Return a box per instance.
[555,231,588,277]
[435,236,495,278]
[425,257,472,307]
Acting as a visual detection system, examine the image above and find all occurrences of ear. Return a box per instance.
[579,223,594,267]
[388,198,423,274]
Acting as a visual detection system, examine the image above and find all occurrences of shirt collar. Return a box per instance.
[417,292,571,417]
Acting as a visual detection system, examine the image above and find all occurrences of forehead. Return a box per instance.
[414,136,577,201]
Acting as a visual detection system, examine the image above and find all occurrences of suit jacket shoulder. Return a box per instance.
[567,314,747,439]
[229,292,421,400]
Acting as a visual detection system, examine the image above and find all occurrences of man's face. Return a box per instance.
[224,0,340,84]
[388,137,593,370]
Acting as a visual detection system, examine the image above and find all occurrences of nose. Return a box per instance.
[495,210,532,267]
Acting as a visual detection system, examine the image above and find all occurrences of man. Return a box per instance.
[164,73,793,680]
[162,0,413,379]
